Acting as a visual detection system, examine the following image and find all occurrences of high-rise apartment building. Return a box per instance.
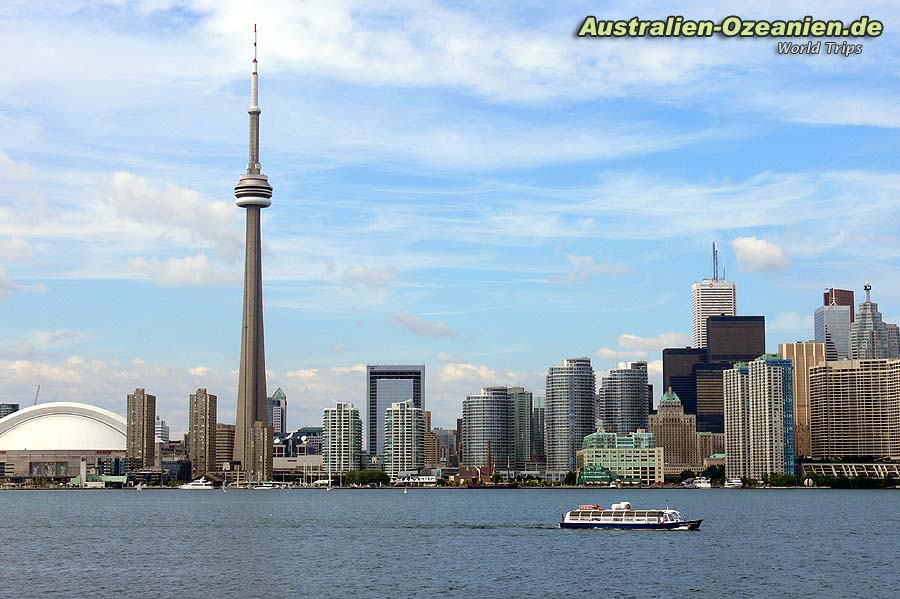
[267,387,287,435]
[215,423,235,470]
[423,410,442,468]
[851,283,898,359]
[155,416,170,443]
[648,389,700,477]
[126,388,156,469]
[724,356,794,479]
[322,402,362,475]
[0,404,19,419]
[432,428,458,467]
[367,365,424,462]
[189,388,217,478]
[815,304,851,360]
[545,357,596,476]
[823,288,855,322]
[692,280,737,349]
[597,361,649,433]
[778,342,826,457]
[809,359,900,460]
[462,387,514,471]
[383,399,425,479]
[509,387,533,466]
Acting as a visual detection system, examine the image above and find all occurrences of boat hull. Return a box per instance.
[560,519,702,531]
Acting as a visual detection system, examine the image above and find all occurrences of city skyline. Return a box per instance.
[2,3,900,435]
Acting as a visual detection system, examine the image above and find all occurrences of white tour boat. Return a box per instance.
[179,477,215,490]
[693,476,712,489]
[724,478,744,488]
[560,502,702,530]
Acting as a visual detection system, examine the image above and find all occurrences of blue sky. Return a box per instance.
[1,1,899,435]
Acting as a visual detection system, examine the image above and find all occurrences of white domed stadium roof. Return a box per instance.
[0,402,127,451]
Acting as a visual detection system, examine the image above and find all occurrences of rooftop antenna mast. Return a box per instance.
[712,241,719,281]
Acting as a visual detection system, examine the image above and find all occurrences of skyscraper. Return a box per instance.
[724,356,794,479]
[691,244,736,348]
[706,316,766,363]
[267,387,287,435]
[778,341,826,457]
[850,283,898,359]
[597,361,649,433]
[814,304,851,360]
[823,288,855,322]
[509,386,533,467]
[545,357,596,476]
[0,404,19,419]
[662,347,707,416]
[462,387,514,471]
[383,399,425,479]
[155,416,170,443]
[189,388,217,478]
[531,396,545,461]
[432,428,458,467]
[126,388,155,469]
[322,402,362,475]
[367,365,424,463]
[233,27,274,482]
[809,359,900,460]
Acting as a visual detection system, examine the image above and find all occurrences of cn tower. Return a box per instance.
[233,25,273,482]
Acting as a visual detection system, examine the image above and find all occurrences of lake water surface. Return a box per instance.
[1,488,896,598]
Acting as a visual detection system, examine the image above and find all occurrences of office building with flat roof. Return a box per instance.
[778,341,826,457]
[577,430,663,485]
[815,304,851,361]
[126,388,156,469]
[692,279,737,349]
[189,388,217,479]
[367,365,424,462]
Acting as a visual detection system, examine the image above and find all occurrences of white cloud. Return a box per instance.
[188,366,210,376]
[329,364,366,374]
[731,237,788,273]
[550,253,629,284]
[389,311,456,338]
[342,265,396,287]
[0,359,83,384]
[594,347,647,360]
[128,254,237,287]
[0,238,32,261]
[286,368,319,380]
[439,362,497,383]
[618,333,691,352]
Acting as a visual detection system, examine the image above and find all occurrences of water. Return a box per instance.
[1,488,896,598]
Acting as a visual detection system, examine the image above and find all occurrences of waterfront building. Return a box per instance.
[215,423,235,470]
[724,356,794,480]
[577,430,663,485]
[648,389,700,478]
[0,402,127,482]
[233,30,275,482]
[322,402,362,475]
[155,416,170,443]
[126,388,155,469]
[267,387,287,435]
[423,411,442,468]
[367,365,425,464]
[531,396,545,460]
[294,426,324,455]
[597,361,649,433]
[509,387,533,467]
[456,417,464,466]
[383,399,425,479]
[189,388,217,479]
[778,341,826,457]
[0,403,19,419]
[815,304,851,361]
[696,431,725,462]
[802,462,900,480]
[691,259,736,348]
[462,387,514,472]
[850,283,898,359]
[545,358,596,477]
[808,359,900,460]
